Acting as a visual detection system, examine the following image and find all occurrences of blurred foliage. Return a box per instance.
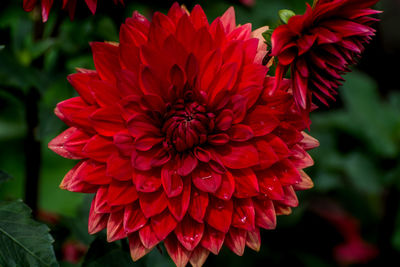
[0,0,398,266]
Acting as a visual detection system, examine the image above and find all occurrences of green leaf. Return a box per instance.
[340,71,400,157]
[343,153,382,194]
[0,170,12,184]
[278,9,295,24]
[262,28,274,47]
[0,200,58,267]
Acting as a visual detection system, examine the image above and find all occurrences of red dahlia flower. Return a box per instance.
[271,0,380,110]
[49,4,319,266]
[23,0,123,22]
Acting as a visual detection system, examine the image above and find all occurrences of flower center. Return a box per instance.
[162,95,213,152]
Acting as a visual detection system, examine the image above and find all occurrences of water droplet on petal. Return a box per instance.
[201,175,212,180]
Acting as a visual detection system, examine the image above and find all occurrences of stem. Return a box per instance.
[22,5,45,218]
[24,88,41,217]
[312,0,319,8]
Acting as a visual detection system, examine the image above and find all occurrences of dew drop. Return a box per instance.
[201,175,212,180]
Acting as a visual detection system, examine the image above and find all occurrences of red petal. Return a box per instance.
[228,124,254,141]
[151,209,178,240]
[175,216,204,251]
[90,42,120,84]
[168,177,191,221]
[124,202,147,233]
[188,187,209,223]
[106,152,133,181]
[107,210,126,242]
[135,169,162,193]
[274,159,302,186]
[244,106,280,136]
[194,147,211,163]
[127,113,161,139]
[82,134,116,162]
[192,164,222,193]
[215,142,259,169]
[128,233,151,261]
[139,190,167,218]
[59,161,98,193]
[290,144,314,169]
[257,170,285,200]
[67,72,97,104]
[165,235,191,267]
[190,5,208,29]
[75,161,110,185]
[232,198,255,231]
[255,140,279,169]
[231,168,259,198]
[220,7,236,33]
[94,186,110,213]
[215,109,233,131]
[177,152,198,176]
[116,69,142,97]
[113,131,135,157]
[56,97,96,130]
[205,197,233,233]
[85,0,97,14]
[90,105,124,137]
[88,199,108,234]
[200,49,222,92]
[107,180,138,206]
[23,0,37,12]
[277,186,299,207]
[88,80,120,107]
[207,133,229,146]
[293,170,314,191]
[189,246,210,267]
[246,227,261,252]
[40,0,53,22]
[48,127,90,159]
[225,227,246,256]
[254,198,276,230]
[214,171,235,200]
[300,132,320,150]
[139,224,160,249]
[200,226,225,255]
[161,162,183,198]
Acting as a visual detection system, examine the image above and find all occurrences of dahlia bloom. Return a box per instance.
[49,4,318,266]
[23,0,124,22]
[271,0,380,110]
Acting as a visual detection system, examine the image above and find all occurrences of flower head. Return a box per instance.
[23,0,124,22]
[271,0,380,110]
[49,4,318,266]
